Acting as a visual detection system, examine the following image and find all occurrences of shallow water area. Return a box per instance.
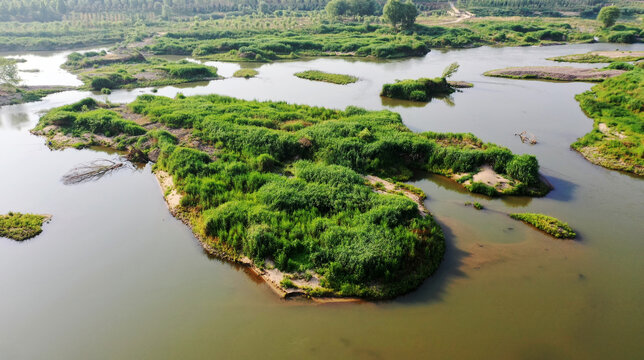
[1,43,643,359]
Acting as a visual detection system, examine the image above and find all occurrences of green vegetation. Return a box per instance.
[233,69,258,78]
[0,212,50,241]
[572,68,644,175]
[597,6,621,28]
[510,213,576,239]
[280,277,298,289]
[294,70,358,84]
[381,77,455,102]
[325,0,379,19]
[0,20,130,51]
[35,93,551,298]
[147,22,431,61]
[465,201,484,210]
[381,62,461,101]
[548,51,644,63]
[383,0,418,31]
[1,57,20,86]
[63,51,218,90]
[35,98,146,137]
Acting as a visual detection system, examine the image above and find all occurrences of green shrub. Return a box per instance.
[510,213,576,239]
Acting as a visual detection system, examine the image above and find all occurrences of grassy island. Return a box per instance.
[33,94,550,298]
[510,213,576,239]
[233,69,258,78]
[63,50,218,90]
[381,77,456,102]
[381,63,464,102]
[572,67,644,176]
[294,70,358,84]
[0,212,51,241]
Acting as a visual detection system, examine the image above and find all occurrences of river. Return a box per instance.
[1,43,643,359]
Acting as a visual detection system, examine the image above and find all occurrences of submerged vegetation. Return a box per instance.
[510,213,576,239]
[0,212,50,241]
[572,67,644,175]
[34,93,551,298]
[294,70,358,84]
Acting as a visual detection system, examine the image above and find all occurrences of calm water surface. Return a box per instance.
[1,43,643,359]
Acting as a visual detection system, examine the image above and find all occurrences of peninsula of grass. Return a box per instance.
[572,67,644,176]
[0,212,51,241]
[34,94,551,298]
[294,70,358,85]
[63,50,218,91]
[548,51,644,63]
[510,213,576,239]
[233,69,258,78]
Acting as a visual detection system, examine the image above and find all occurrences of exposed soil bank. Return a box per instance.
[484,66,624,81]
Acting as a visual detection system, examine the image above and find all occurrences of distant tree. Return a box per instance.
[326,0,349,18]
[56,0,67,14]
[383,0,417,30]
[0,58,20,86]
[441,62,460,79]
[597,6,620,28]
[258,1,270,14]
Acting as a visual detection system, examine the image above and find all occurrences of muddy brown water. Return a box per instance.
[1,43,643,359]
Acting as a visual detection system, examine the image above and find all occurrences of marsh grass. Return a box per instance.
[0,212,49,241]
[294,70,358,84]
[510,213,576,239]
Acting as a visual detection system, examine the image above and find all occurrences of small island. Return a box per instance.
[0,212,51,241]
[294,70,358,85]
[233,69,258,79]
[547,51,644,63]
[63,50,218,91]
[380,62,465,102]
[510,213,576,239]
[484,66,625,82]
[31,93,552,299]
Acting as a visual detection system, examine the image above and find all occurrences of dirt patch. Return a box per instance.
[472,165,512,191]
[133,69,165,81]
[365,175,429,216]
[485,66,624,81]
[113,104,151,125]
[598,123,627,139]
[155,170,182,210]
[588,50,644,59]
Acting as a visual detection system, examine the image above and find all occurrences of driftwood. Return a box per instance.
[515,131,537,144]
[61,159,127,185]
